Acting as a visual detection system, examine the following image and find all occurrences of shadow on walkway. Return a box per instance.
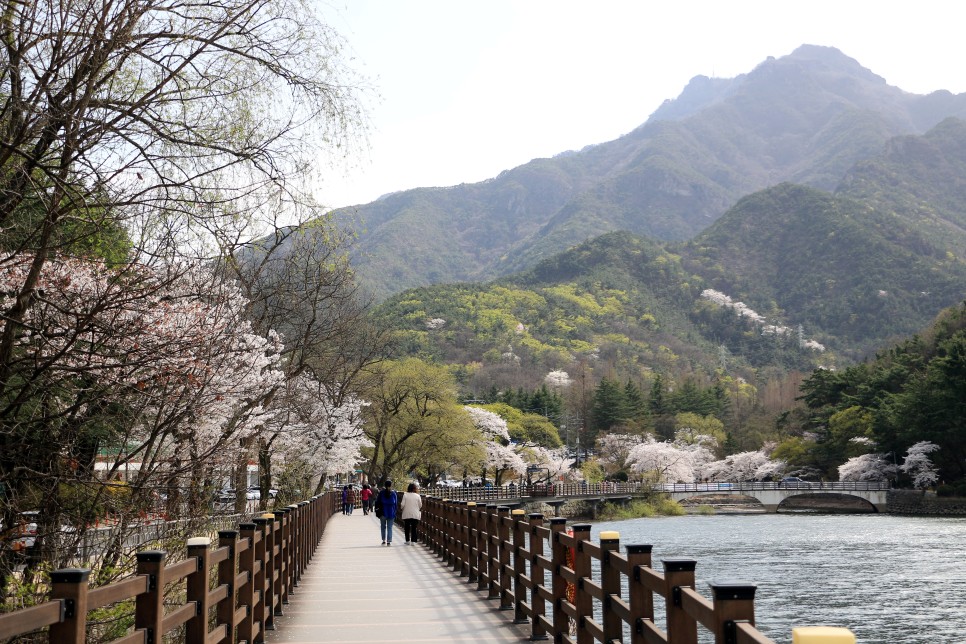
[267,512,532,643]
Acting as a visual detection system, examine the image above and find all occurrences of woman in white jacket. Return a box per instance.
[400,483,422,545]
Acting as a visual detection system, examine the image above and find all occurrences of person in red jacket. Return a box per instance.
[360,484,373,515]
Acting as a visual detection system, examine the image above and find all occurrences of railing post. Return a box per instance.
[447,500,459,569]
[497,506,513,609]
[274,509,288,608]
[48,568,91,644]
[549,517,568,639]
[528,513,548,641]
[253,515,272,632]
[285,504,298,593]
[186,537,212,644]
[663,558,698,644]
[486,505,500,599]
[135,550,166,644]
[295,502,308,581]
[511,509,528,623]
[600,530,622,643]
[287,503,298,587]
[466,502,479,584]
[237,523,257,644]
[477,504,490,592]
[571,524,593,644]
[627,544,654,644]
[435,497,446,558]
[426,497,439,555]
[438,497,449,559]
[216,531,239,644]
[709,581,758,644]
[457,501,469,576]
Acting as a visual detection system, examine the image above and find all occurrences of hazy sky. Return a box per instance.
[316,1,966,209]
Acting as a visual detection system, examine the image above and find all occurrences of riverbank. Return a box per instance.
[888,489,966,515]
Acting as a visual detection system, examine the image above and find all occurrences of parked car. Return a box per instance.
[4,511,39,552]
[245,487,279,500]
[779,476,811,489]
[2,511,77,556]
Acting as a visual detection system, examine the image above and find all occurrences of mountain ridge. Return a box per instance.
[334,45,966,300]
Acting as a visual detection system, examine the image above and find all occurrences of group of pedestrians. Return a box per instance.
[338,479,423,546]
[341,483,376,515]
[369,480,422,546]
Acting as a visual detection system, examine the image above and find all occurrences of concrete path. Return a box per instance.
[267,511,532,643]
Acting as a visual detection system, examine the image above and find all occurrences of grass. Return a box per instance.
[596,496,686,521]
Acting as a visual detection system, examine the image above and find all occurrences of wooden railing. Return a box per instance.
[420,496,855,644]
[0,493,337,643]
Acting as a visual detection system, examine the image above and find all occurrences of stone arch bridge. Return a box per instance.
[426,481,890,514]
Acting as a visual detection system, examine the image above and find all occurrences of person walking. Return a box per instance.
[374,480,398,545]
[400,482,422,545]
[341,485,350,515]
[346,486,356,515]
[360,484,373,515]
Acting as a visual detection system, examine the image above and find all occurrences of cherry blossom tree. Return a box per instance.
[0,257,287,577]
[900,441,940,489]
[596,433,647,475]
[525,446,575,483]
[838,453,897,482]
[464,406,527,485]
[699,450,786,482]
[545,370,573,390]
[266,376,370,498]
[218,223,390,508]
[627,438,715,483]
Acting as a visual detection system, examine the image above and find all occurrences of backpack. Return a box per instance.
[374,491,384,517]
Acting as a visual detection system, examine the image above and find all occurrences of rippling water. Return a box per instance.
[589,513,966,644]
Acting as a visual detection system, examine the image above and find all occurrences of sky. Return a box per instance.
[315,1,966,210]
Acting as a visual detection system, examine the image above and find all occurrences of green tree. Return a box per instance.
[363,359,479,483]
[674,413,726,452]
[591,377,627,434]
[473,403,562,448]
[623,381,648,424]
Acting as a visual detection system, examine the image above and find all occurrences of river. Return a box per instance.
[589,513,966,644]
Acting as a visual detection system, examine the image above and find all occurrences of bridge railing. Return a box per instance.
[421,480,890,502]
[0,493,337,644]
[421,496,855,644]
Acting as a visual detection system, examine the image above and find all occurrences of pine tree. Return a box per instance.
[591,378,627,434]
[623,380,648,423]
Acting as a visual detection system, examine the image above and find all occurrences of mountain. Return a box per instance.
[376,118,966,381]
[336,45,966,299]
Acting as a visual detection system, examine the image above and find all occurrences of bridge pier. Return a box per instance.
[545,500,567,517]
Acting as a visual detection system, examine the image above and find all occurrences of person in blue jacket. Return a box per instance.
[375,479,398,545]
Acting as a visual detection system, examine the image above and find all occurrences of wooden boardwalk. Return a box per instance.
[266,511,532,643]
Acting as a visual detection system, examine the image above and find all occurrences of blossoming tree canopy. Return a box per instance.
[464,405,527,483]
[0,257,286,502]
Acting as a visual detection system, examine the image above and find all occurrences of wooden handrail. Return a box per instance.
[0,492,337,643]
[419,496,857,644]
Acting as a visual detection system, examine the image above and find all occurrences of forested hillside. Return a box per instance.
[798,303,966,485]
[679,182,966,356]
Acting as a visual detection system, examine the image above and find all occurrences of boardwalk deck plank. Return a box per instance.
[267,512,530,643]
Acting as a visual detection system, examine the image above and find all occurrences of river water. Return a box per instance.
[589,513,966,644]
